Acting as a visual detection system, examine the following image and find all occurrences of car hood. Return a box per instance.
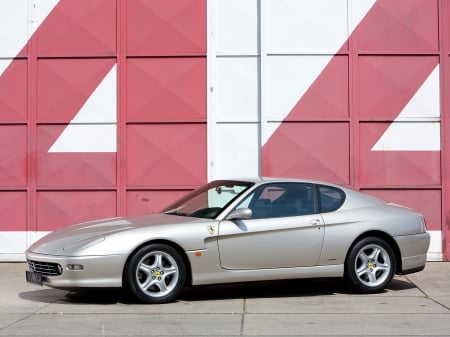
[27,213,208,255]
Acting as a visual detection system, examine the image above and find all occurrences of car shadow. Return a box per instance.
[179,277,415,301]
[19,288,130,305]
[19,277,416,305]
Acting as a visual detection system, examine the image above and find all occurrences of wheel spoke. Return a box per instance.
[139,263,153,277]
[356,264,368,277]
[367,270,377,283]
[370,247,381,261]
[140,275,155,290]
[154,253,163,269]
[163,265,177,277]
[375,261,389,273]
[158,278,168,293]
[358,252,369,265]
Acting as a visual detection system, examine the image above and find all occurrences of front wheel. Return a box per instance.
[125,244,186,304]
[345,237,395,293]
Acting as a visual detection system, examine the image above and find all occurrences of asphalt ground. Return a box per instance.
[0,262,449,337]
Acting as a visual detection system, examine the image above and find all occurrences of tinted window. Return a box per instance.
[317,185,345,212]
[237,182,317,219]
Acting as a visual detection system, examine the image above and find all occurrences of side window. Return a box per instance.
[236,185,285,219]
[317,185,345,212]
[237,183,317,219]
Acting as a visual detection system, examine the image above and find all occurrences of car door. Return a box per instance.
[217,182,325,270]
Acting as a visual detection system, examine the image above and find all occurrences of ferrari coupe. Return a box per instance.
[26,178,430,303]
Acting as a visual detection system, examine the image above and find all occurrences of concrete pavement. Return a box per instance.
[0,262,449,336]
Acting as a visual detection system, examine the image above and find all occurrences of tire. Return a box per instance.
[125,244,186,304]
[345,237,395,293]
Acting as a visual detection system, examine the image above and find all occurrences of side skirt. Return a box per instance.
[189,262,344,286]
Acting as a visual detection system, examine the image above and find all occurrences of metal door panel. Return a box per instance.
[218,215,324,270]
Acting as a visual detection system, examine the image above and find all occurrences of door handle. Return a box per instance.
[310,219,321,226]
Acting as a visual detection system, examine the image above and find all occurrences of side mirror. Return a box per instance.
[226,208,252,220]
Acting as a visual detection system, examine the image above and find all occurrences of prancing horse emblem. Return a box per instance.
[207,225,215,234]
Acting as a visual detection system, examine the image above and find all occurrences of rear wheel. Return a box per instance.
[125,244,186,303]
[345,237,395,293]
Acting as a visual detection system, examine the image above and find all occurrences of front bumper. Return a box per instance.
[394,232,430,274]
[26,252,128,288]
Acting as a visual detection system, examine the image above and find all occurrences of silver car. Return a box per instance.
[26,178,430,303]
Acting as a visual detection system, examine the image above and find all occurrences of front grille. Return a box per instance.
[27,260,62,276]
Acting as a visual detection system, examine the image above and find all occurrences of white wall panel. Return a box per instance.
[0,0,28,58]
[372,122,440,152]
[49,65,117,153]
[371,65,441,151]
[0,0,59,74]
[216,57,259,122]
[209,0,260,181]
[216,0,258,54]
[266,55,332,121]
[0,232,27,254]
[0,59,13,82]
[267,0,348,53]
[0,232,50,261]
[395,65,440,121]
[428,231,443,261]
[212,123,259,179]
[350,0,376,31]
[33,0,60,31]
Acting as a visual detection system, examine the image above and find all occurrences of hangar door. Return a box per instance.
[0,0,207,260]
[208,0,447,260]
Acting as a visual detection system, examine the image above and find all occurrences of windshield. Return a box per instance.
[162,180,254,219]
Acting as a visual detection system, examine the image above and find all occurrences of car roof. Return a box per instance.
[214,177,353,194]
[227,177,345,188]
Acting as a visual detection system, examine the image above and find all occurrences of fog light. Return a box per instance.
[67,264,84,271]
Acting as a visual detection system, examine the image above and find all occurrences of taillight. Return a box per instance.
[422,217,427,232]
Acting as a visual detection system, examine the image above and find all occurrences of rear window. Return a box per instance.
[317,185,345,213]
